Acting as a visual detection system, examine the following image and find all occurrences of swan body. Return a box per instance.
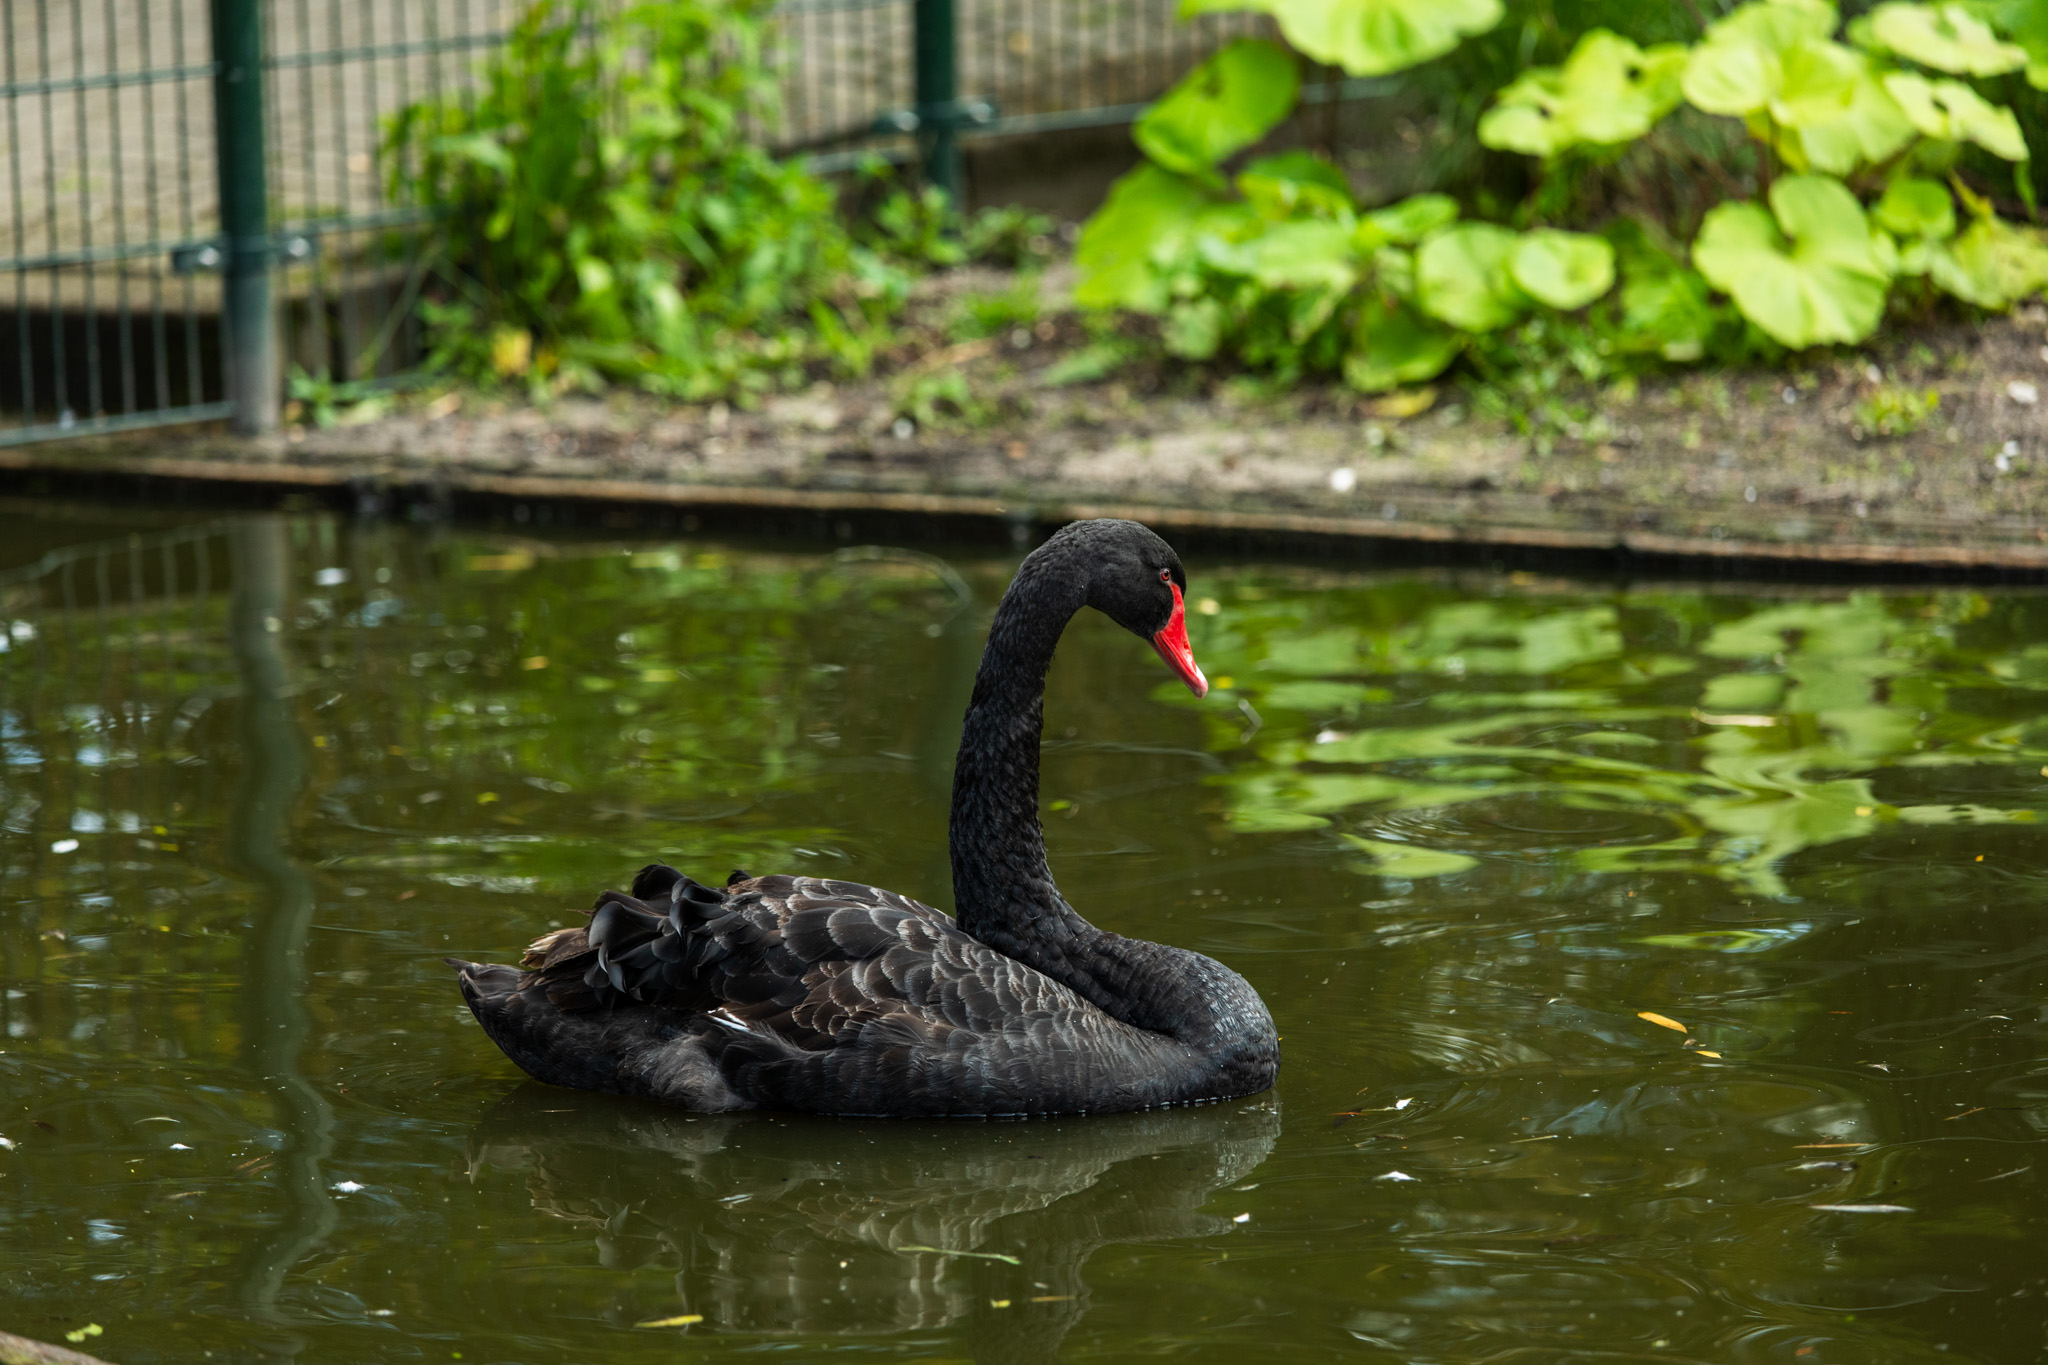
[450,519,1279,1116]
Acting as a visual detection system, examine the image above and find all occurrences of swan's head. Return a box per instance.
[1057,519,1209,699]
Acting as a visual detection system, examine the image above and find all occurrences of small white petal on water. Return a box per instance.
[1376,1170,1418,1182]
[332,1180,365,1193]
[2008,380,2039,405]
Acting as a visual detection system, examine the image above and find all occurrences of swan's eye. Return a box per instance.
[1159,568,1172,583]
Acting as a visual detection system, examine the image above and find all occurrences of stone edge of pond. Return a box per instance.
[2,445,2044,585]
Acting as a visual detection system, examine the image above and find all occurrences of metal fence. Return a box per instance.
[0,0,1269,449]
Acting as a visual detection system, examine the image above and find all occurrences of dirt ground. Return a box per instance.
[32,262,2048,567]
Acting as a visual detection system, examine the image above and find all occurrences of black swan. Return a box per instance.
[447,519,1279,1117]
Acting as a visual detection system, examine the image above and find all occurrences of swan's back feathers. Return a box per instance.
[459,862,1221,1116]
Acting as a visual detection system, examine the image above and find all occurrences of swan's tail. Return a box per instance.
[447,956,747,1110]
[448,958,630,1094]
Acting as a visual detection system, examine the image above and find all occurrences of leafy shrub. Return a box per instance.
[386,0,902,400]
[1074,0,2048,395]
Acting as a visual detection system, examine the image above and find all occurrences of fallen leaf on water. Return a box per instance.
[1637,1011,1687,1033]
[897,1245,1022,1265]
[990,1299,1012,1309]
[65,1325,103,1344]
[1810,1203,1912,1214]
[1693,1050,1724,1059]
[634,1314,703,1328]
[1030,1295,1076,1303]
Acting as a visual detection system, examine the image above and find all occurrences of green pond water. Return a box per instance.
[2,506,2046,1365]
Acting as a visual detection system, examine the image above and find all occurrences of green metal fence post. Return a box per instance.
[210,0,277,435]
[913,0,961,205]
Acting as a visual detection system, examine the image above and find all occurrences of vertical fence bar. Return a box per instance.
[212,0,277,434]
[913,0,959,203]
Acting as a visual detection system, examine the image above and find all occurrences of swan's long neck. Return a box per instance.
[948,550,1267,1060]
[949,550,1081,964]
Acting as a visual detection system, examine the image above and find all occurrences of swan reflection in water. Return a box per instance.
[465,1085,1281,1361]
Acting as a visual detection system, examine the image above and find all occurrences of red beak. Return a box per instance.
[1151,582,1209,698]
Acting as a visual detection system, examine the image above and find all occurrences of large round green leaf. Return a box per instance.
[1509,230,1617,310]
[1414,222,1527,331]
[1692,174,1892,348]
[1682,0,1838,115]
[1134,40,1301,180]
[1073,164,1224,311]
[1357,193,1459,247]
[1867,2,2026,76]
[1479,30,1688,157]
[1683,40,1783,115]
[1712,0,1838,50]
[1882,71,2030,159]
[1183,0,1504,77]
[1872,175,1956,241]
[1343,295,1462,391]
[1770,42,1915,174]
[1237,151,1355,219]
[1237,218,1361,293]
[1929,214,2048,307]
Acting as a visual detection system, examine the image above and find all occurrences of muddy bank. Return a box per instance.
[11,267,2048,576]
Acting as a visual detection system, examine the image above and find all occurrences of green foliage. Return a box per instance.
[1477,31,1687,157]
[1134,40,1301,182]
[1180,0,1505,77]
[859,180,1060,270]
[948,276,1044,341]
[285,367,392,429]
[1074,0,2048,406]
[1862,3,2027,76]
[1855,381,1942,435]
[892,369,996,428]
[1693,175,1891,348]
[386,0,897,400]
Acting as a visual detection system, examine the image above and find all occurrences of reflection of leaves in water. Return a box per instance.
[1636,925,1813,953]
[1342,834,1478,879]
[1199,585,2048,895]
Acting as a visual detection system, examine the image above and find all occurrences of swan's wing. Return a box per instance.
[486,863,1202,1115]
[522,865,1081,1046]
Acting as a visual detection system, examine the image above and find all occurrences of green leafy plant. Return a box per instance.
[1854,380,1942,435]
[1072,38,1617,391]
[1072,0,2048,405]
[949,276,1044,341]
[892,369,996,428]
[385,0,900,400]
